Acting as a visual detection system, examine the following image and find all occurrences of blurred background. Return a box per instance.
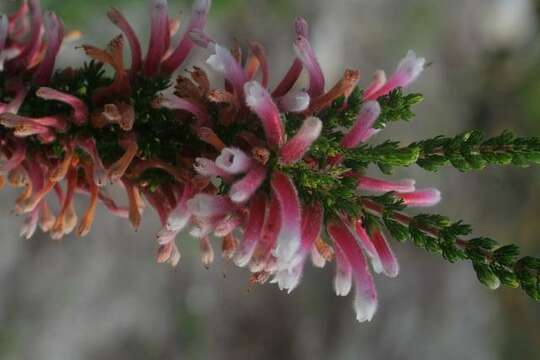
[1,0,540,359]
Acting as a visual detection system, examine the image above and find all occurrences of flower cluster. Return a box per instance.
[1,0,539,322]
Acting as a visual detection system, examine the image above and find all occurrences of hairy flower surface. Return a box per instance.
[0,0,539,322]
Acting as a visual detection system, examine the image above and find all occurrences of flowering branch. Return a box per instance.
[0,0,539,323]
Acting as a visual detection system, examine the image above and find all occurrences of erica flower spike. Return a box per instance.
[1,0,539,323]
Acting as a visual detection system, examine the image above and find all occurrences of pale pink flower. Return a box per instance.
[280,116,322,164]
[271,171,302,270]
[161,0,212,74]
[275,90,310,113]
[249,195,280,273]
[156,94,209,126]
[33,11,63,85]
[272,202,323,292]
[144,0,169,77]
[369,227,399,278]
[358,176,416,193]
[244,81,284,148]
[207,43,247,97]
[333,241,353,296]
[362,70,387,101]
[229,165,267,203]
[365,50,426,100]
[234,193,266,267]
[293,35,325,97]
[215,147,252,175]
[272,17,309,97]
[36,87,88,125]
[341,101,381,148]
[107,7,143,73]
[397,188,442,207]
[328,220,378,322]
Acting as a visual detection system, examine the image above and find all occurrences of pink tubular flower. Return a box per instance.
[229,164,267,203]
[0,114,50,138]
[107,7,142,73]
[271,171,302,270]
[333,241,352,296]
[341,101,381,149]
[36,87,88,125]
[33,11,63,85]
[244,81,284,148]
[215,147,252,175]
[358,176,416,193]
[0,113,67,133]
[294,35,325,97]
[328,220,378,322]
[362,70,387,101]
[280,116,322,164]
[155,94,209,126]
[365,50,426,100]
[144,0,169,77]
[249,194,280,272]
[397,188,442,207]
[272,17,309,97]
[369,227,399,278]
[275,90,310,113]
[353,219,383,274]
[160,0,212,74]
[206,44,247,97]
[162,183,193,232]
[234,193,266,267]
[273,202,323,292]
